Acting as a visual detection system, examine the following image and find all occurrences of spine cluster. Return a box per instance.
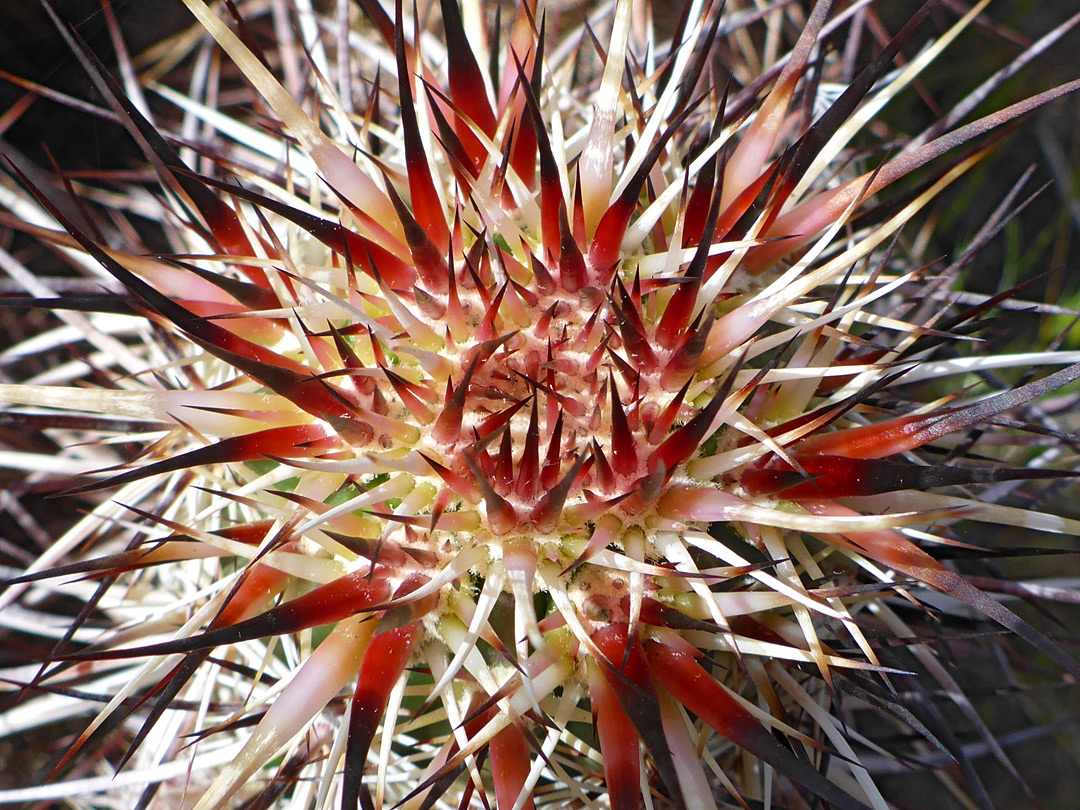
[0,1,1078,809]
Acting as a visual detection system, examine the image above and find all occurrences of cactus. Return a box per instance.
[1,2,1078,808]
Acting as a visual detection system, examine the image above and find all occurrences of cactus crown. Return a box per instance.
[1,1,1079,809]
